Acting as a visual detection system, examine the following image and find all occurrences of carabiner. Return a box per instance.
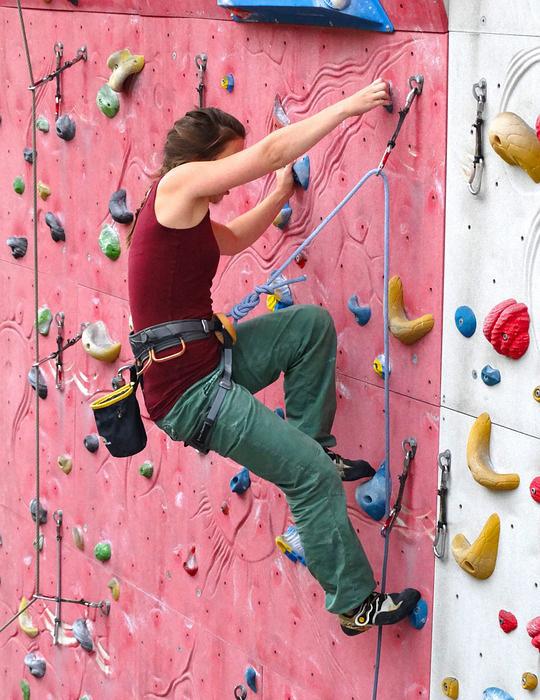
[468,79,487,196]
[194,53,208,108]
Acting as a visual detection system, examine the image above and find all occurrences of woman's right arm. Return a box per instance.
[163,79,390,200]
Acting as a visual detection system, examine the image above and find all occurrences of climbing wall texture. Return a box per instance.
[0,2,447,698]
[431,3,540,699]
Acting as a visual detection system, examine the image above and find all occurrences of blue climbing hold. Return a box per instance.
[355,462,389,521]
[408,598,428,630]
[292,155,310,190]
[273,201,292,230]
[348,294,371,326]
[275,524,307,566]
[245,666,257,692]
[481,365,501,386]
[274,407,285,419]
[230,467,251,494]
[454,305,477,337]
[483,689,514,700]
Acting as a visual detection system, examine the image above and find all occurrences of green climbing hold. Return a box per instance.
[94,541,111,562]
[36,115,50,132]
[139,460,154,478]
[99,224,121,260]
[13,176,25,195]
[37,305,53,335]
[96,84,120,118]
[20,679,30,700]
[37,182,51,200]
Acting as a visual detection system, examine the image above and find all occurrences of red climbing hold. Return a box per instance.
[483,299,530,359]
[530,477,540,503]
[183,546,198,576]
[499,609,518,633]
[527,616,540,639]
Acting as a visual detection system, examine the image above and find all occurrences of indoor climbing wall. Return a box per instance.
[431,2,540,699]
[0,2,447,698]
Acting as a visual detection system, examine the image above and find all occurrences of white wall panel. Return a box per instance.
[448,0,540,37]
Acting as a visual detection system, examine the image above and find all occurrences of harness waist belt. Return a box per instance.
[129,318,219,365]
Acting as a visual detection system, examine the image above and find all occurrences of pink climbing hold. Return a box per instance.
[183,546,198,576]
[483,299,530,359]
[498,609,518,633]
[530,476,540,503]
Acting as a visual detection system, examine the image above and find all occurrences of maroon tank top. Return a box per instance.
[128,181,222,421]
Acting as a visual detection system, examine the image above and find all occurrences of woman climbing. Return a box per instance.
[127,78,420,636]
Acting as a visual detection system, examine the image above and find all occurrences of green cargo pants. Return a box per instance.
[157,304,375,614]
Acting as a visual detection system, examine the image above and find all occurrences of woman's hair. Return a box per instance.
[126,107,245,246]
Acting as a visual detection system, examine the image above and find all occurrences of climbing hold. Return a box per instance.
[36,115,49,132]
[274,407,285,419]
[295,251,307,268]
[45,212,65,242]
[273,94,290,128]
[55,114,76,141]
[454,305,476,337]
[72,618,93,651]
[183,546,198,576]
[355,462,389,521]
[267,275,294,312]
[273,201,292,229]
[28,366,48,399]
[373,353,390,379]
[107,48,145,92]
[94,541,111,562]
[388,275,434,345]
[467,413,519,490]
[488,112,540,183]
[451,512,500,579]
[481,365,501,386]
[533,386,540,402]
[81,321,121,362]
[18,596,39,638]
[23,147,34,164]
[441,677,459,698]
[245,666,257,692]
[37,305,53,335]
[83,434,100,453]
[33,534,44,552]
[530,477,540,503]
[96,84,120,118]
[230,467,251,494]
[348,294,371,326]
[37,181,51,200]
[20,679,30,700]
[57,454,73,475]
[499,609,517,633]
[30,498,47,524]
[537,114,540,140]
[408,598,428,630]
[220,501,229,514]
[72,526,84,550]
[275,524,306,565]
[24,652,46,678]
[109,189,134,224]
[220,73,235,92]
[483,689,514,700]
[292,155,310,190]
[13,176,25,194]
[483,299,530,359]
[522,673,538,690]
[7,237,28,258]
[139,460,153,478]
[527,616,540,640]
[107,577,120,601]
[99,223,121,260]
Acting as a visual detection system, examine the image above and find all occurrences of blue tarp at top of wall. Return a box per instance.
[217,0,394,32]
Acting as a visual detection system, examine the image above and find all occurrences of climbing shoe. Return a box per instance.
[339,588,421,636]
[324,448,375,482]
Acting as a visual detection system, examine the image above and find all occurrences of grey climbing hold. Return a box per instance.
[99,224,121,260]
[30,498,48,524]
[96,84,120,118]
[36,115,50,132]
[28,366,48,399]
[72,618,93,651]
[24,652,46,678]
[23,147,34,164]
[7,237,28,259]
[83,434,100,453]
[37,305,53,335]
[13,176,25,195]
[56,114,76,141]
[45,212,65,242]
[109,189,134,224]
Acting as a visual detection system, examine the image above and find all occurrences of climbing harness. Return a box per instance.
[381,438,417,538]
[31,315,87,392]
[195,53,208,108]
[433,449,451,559]
[468,78,487,195]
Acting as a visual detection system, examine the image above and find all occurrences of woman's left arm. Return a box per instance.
[212,165,294,255]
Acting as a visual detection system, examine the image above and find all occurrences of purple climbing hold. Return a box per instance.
[45,212,66,242]
[6,237,28,259]
[56,114,76,141]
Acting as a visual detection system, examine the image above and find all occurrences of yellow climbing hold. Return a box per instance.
[18,596,39,638]
[81,321,121,363]
[522,673,538,690]
[107,577,120,601]
[451,513,500,580]
[441,677,459,698]
[488,112,540,183]
[107,48,145,92]
[57,454,73,475]
[467,413,520,490]
[37,181,51,200]
[388,275,434,345]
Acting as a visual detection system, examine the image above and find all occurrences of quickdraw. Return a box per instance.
[32,315,87,392]
[468,78,487,195]
[195,53,208,108]
[433,449,451,559]
[54,42,63,118]
[381,438,417,537]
